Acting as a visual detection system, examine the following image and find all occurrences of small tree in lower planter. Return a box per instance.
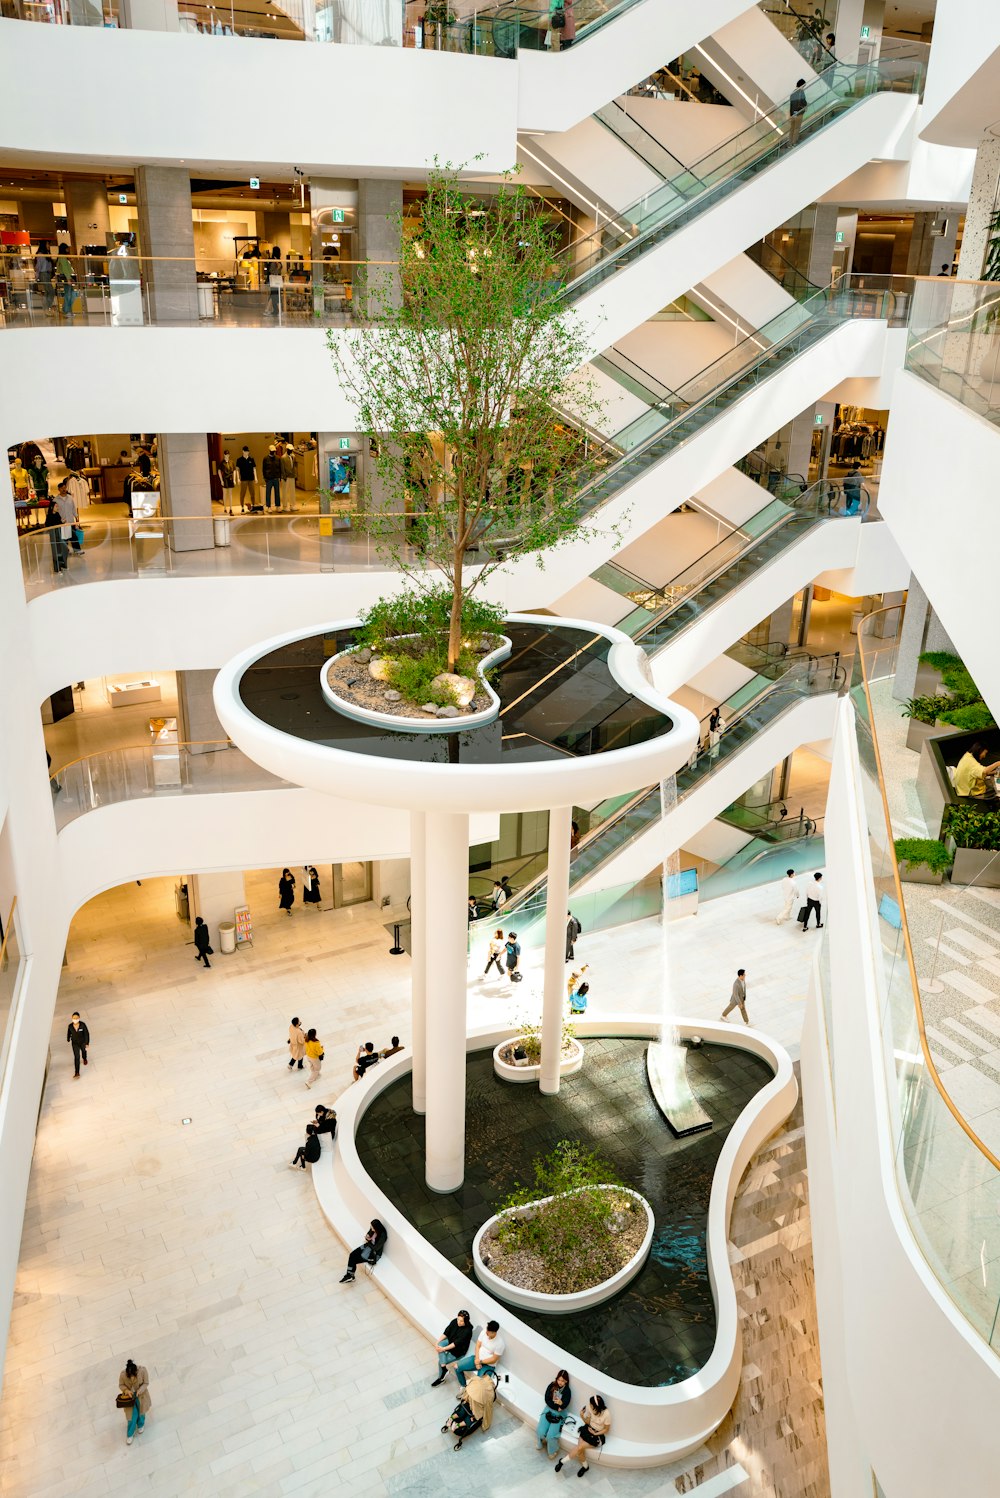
[328,163,607,674]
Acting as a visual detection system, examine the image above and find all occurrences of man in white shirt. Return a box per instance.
[776,868,800,925]
[452,1320,504,1388]
[802,871,824,930]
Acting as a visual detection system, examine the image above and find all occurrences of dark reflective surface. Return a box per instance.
[358,1039,774,1385]
[237,620,672,765]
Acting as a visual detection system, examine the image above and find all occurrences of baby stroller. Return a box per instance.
[441,1369,499,1450]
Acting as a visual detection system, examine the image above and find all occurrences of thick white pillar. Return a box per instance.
[410,810,427,1116]
[540,806,573,1097]
[423,809,469,1192]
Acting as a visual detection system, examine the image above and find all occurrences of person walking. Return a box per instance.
[504,931,522,983]
[720,968,749,1024]
[430,1308,473,1386]
[536,1368,572,1459]
[34,241,55,312]
[802,871,825,930]
[289,1122,321,1170]
[288,1016,307,1070]
[45,490,69,574]
[491,879,507,913]
[193,916,212,968]
[266,246,283,317]
[262,445,282,510]
[565,910,582,962]
[843,461,863,515]
[556,1393,610,1476]
[235,445,257,512]
[776,868,800,925]
[787,79,808,147]
[55,480,80,554]
[117,1359,151,1446]
[66,1012,90,1078]
[304,1028,324,1089]
[302,866,321,908]
[484,928,505,978]
[278,868,296,915]
[55,243,76,318]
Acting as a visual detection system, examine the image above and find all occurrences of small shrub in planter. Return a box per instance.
[487,1141,639,1296]
[943,804,1000,852]
[500,1016,576,1066]
[894,837,953,876]
[901,694,952,725]
[937,702,998,733]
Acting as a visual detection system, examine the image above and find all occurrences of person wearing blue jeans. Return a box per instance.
[118,1358,151,1445]
[454,1321,504,1388]
[536,1369,572,1459]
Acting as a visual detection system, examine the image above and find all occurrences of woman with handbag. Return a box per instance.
[556,1393,610,1477]
[278,868,296,916]
[117,1358,151,1445]
[304,1028,324,1090]
[536,1368,572,1459]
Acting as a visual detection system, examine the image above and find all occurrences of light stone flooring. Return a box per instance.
[0,867,827,1497]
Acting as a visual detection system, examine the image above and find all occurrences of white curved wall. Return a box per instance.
[0,22,517,173]
[802,699,1000,1495]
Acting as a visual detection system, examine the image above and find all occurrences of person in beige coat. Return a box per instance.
[288,1016,307,1071]
[118,1359,151,1444]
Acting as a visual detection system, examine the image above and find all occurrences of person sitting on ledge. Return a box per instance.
[430,1308,473,1386]
[353,1041,380,1081]
[453,1320,504,1388]
[380,1036,404,1059]
[289,1123,321,1171]
[340,1219,387,1282]
[313,1105,337,1138]
[556,1392,611,1478]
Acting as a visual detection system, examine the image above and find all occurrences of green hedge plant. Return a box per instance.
[893,838,953,875]
[901,694,952,725]
[944,805,1000,852]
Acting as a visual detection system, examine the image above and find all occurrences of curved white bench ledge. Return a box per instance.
[313,1014,797,1467]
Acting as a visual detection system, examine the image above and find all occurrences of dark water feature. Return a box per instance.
[358,1038,773,1386]
[237,619,672,764]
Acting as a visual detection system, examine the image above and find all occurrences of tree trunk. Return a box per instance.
[448,563,463,672]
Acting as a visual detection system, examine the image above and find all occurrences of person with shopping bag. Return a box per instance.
[117,1358,151,1445]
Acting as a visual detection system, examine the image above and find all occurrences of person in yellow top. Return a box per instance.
[10,458,29,501]
[303,1028,324,1090]
[954,743,1000,798]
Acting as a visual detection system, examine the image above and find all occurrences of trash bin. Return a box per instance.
[213,514,231,547]
[220,921,236,955]
[197,282,215,320]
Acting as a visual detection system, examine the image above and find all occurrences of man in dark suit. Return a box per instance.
[67,1012,90,1078]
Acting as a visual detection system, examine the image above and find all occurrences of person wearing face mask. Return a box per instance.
[235,445,257,512]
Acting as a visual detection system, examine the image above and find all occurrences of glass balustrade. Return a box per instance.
[0,901,24,1084]
[905,276,1000,430]
[562,54,924,302]
[758,1,836,71]
[51,741,290,830]
[853,607,1000,1352]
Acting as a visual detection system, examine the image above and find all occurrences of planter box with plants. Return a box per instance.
[944,804,1000,888]
[321,590,512,733]
[493,1021,583,1083]
[903,652,997,751]
[472,1141,654,1314]
[893,837,954,885]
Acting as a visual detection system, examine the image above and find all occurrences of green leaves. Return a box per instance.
[893,838,953,874]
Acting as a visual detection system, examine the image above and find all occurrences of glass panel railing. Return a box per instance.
[593,99,688,178]
[51,741,291,830]
[758,1,836,71]
[700,823,826,901]
[0,900,24,1086]
[18,511,434,598]
[2,0,119,24]
[905,276,1000,430]
[562,55,924,302]
[854,605,1000,1352]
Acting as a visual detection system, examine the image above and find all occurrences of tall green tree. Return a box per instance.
[328,164,606,671]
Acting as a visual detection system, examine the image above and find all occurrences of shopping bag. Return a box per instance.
[796,905,808,924]
[72,525,85,548]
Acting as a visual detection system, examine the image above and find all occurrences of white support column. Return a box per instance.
[410,810,427,1116]
[423,809,469,1193]
[540,805,573,1097]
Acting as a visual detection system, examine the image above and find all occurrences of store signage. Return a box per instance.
[332,208,345,224]
[860,24,870,37]
[118,194,127,204]
[338,437,351,450]
[249,177,260,191]
[834,230,845,244]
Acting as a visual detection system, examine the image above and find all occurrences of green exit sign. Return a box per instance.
[338,437,351,450]
[814,413,824,426]
[332,208,345,224]
[835,230,845,243]
[860,24,870,38]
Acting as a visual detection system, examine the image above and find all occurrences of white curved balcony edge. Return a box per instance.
[803,700,1000,1493]
[214,614,701,815]
[313,1015,797,1465]
[0,23,517,173]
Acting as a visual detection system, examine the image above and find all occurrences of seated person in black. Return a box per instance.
[353,1041,380,1081]
[340,1219,387,1282]
[431,1309,474,1386]
[290,1123,321,1171]
[313,1105,337,1137]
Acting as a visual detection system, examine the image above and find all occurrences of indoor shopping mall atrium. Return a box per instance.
[2,1,1000,1494]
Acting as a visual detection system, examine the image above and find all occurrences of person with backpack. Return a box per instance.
[504,931,522,983]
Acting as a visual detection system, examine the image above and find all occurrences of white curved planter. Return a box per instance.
[473,1185,653,1314]
[319,631,512,734]
[311,1016,798,1466]
[493,1036,584,1083]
